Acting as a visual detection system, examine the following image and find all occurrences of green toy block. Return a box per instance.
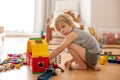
[108,56,115,60]
[29,37,43,40]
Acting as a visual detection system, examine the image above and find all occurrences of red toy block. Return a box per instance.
[26,52,32,66]
[30,56,49,73]
[41,36,45,39]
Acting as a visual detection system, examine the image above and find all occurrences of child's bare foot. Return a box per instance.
[64,61,87,70]
[94,64,101,71]
[90,64,101,71]
[72,64,87,70]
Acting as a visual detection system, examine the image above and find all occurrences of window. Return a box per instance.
[0,0,35,33]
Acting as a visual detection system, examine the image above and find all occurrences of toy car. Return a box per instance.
[8,54,22,58]
[37,66,56,80]
[9,57,20,64]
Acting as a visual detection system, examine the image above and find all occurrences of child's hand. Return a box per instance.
[64,61,72,68]
[64,61,72,71]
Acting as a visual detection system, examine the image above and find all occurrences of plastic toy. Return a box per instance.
[107,33,115,44]
[6,54,24,65]
[101,51,120,56]
[26,38,49,73]
[2,64,11,71]
[9,57,20,64]
[0,66,3,72]
[115,56,120,60]
[26,38,64,73]
[0,59,9,65]
[37,65,56,80]
[27,38,48,57]
[37,64,64,80]
[108,59,120,64]
[0,63,15,72]
[53,64,64,72]
[99,55,108,65]
[14,64,21,69]
[8,54,22,58]
[100,34,120,49]
[99,52,111,65]
[0,53,27,72]
[41,30,45,39]
[99,52,109,65]
[108,54,120,64]
[54,55,61,64]
[99,52,120,65]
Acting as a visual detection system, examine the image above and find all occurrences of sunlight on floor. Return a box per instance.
[0,37,29,60]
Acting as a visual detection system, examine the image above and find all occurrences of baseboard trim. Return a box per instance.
[5,32,40,37]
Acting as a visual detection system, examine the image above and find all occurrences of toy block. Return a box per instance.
[27,39,48,57]
[26,52,32,66]
[37,65,56,80]
[108,56,115,60]
[108,59,120,64]
[26,38,50,73]
[99,55,108,65]
[29,37,43,40]
[108,55,120,64]
[30,56,49,73]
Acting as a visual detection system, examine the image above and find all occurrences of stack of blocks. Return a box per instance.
[26,38,49,73]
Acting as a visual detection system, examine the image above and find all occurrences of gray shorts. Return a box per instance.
[85,52,100,66]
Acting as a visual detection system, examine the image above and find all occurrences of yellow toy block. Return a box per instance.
[27,39,49,57]
[99,55,108,65]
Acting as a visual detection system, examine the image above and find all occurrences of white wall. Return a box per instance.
[80,0,120,34]
[91,0,120,33]
[80,0,91,32]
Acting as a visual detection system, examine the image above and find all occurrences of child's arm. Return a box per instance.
[69,58,75,62]
[49,32,78,60]
[65,57,75,64]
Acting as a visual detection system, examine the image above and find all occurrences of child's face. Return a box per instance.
[57,23,72,36]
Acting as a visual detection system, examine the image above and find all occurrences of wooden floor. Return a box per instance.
[0,37,120,80]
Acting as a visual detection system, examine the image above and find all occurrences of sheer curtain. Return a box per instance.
[0,0,35,33]
[42,0,55,30]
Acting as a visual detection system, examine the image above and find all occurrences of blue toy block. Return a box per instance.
[37,66,56,80]
[108,59,120,64]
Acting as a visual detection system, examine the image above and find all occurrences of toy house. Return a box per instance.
[26,38,49,73]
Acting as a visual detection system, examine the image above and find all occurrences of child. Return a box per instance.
[64,10,84,30]
[49,14,101,71]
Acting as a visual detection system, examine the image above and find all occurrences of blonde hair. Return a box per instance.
[64,10,79,22]
[54,14,75,31]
